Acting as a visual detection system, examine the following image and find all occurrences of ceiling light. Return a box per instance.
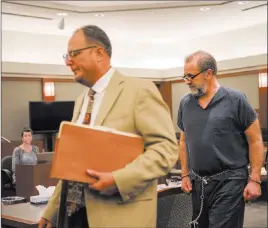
[94,14,104,17]
[58,18,65,30]
[200,7,210,11]
[57,12,68,16]
[238,1,248,4]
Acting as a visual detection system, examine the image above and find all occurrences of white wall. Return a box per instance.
[2,81,42,140]
[55,82,85,101]
[164,54,267,79]
[2,54,267,80]
[171,75,260,132]
[2,22,267,70]
[218,75,259,109]
[1,61,164,79]
[172,82,190,131]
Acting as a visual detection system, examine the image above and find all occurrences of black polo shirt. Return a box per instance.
[177,87,257,176]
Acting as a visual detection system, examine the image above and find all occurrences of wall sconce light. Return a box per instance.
[259,72,267,88]
[44,82,55,96]
[42,79,55,102]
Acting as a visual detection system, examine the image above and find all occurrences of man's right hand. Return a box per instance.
[38,217,52,228]
[181,176,192,193]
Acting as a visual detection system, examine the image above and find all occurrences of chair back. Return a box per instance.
[261,128,268,142]
[1,156,12,171]
[157,188,192,228]
[264,148,268,171]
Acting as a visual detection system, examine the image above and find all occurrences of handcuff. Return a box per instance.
[248,175,262,185]
[181,173,190,179]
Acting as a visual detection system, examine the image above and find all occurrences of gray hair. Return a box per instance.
[80,25,112,58]
[185,50,217,76]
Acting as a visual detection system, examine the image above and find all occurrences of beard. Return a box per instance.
[189,85,206,97]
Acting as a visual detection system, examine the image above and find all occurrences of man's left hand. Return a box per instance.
[86,169,118,196]
[243,180,261,201]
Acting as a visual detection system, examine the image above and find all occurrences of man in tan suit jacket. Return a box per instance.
[39,25,178,228]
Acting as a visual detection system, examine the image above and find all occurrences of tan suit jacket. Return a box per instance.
[42,70,178,227]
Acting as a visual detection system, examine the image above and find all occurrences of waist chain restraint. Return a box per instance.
[189,170,230,228]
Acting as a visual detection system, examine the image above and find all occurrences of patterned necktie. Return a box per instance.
[66,89,95,217]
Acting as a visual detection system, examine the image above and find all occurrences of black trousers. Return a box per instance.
[191,178,247,228]
[67,207,89,228]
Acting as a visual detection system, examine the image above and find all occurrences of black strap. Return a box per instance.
[58,180,68,228]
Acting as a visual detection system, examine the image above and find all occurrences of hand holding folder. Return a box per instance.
[50,121,144,184]
[85,169,119,195]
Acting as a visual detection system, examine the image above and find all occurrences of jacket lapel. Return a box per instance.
[94,71,124,126]
[71,90,87,123]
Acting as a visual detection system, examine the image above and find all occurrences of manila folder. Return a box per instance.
[50,121,144,183]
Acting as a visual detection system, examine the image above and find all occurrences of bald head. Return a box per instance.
[74,25,112,58]
[65,25,112,87]
[185,50,218,76]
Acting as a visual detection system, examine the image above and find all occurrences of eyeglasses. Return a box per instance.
[63,45,97,60]
[182,68,209,81]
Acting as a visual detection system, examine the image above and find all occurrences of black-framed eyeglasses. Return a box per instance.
[182,68,209,81]
[63,45,97,60]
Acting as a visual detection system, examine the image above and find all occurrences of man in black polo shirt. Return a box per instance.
[177,50,264,228]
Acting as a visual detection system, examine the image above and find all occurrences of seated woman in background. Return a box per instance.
[12,127,39,184]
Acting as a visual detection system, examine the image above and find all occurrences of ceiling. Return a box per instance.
[2,1,267,40]
[1,1,267,69]
[2,1,231,13]
[51,1,180,8]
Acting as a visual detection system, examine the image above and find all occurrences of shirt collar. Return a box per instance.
[92,67,115,94]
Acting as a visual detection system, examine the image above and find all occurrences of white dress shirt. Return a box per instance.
[76,67,115,126]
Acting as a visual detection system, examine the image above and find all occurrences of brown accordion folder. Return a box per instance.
[50,121,144,183]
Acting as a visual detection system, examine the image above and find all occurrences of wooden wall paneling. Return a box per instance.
[2,77,41,82]
[259,87,268,129]
[158,81,172,114]
[53,78,75,82]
